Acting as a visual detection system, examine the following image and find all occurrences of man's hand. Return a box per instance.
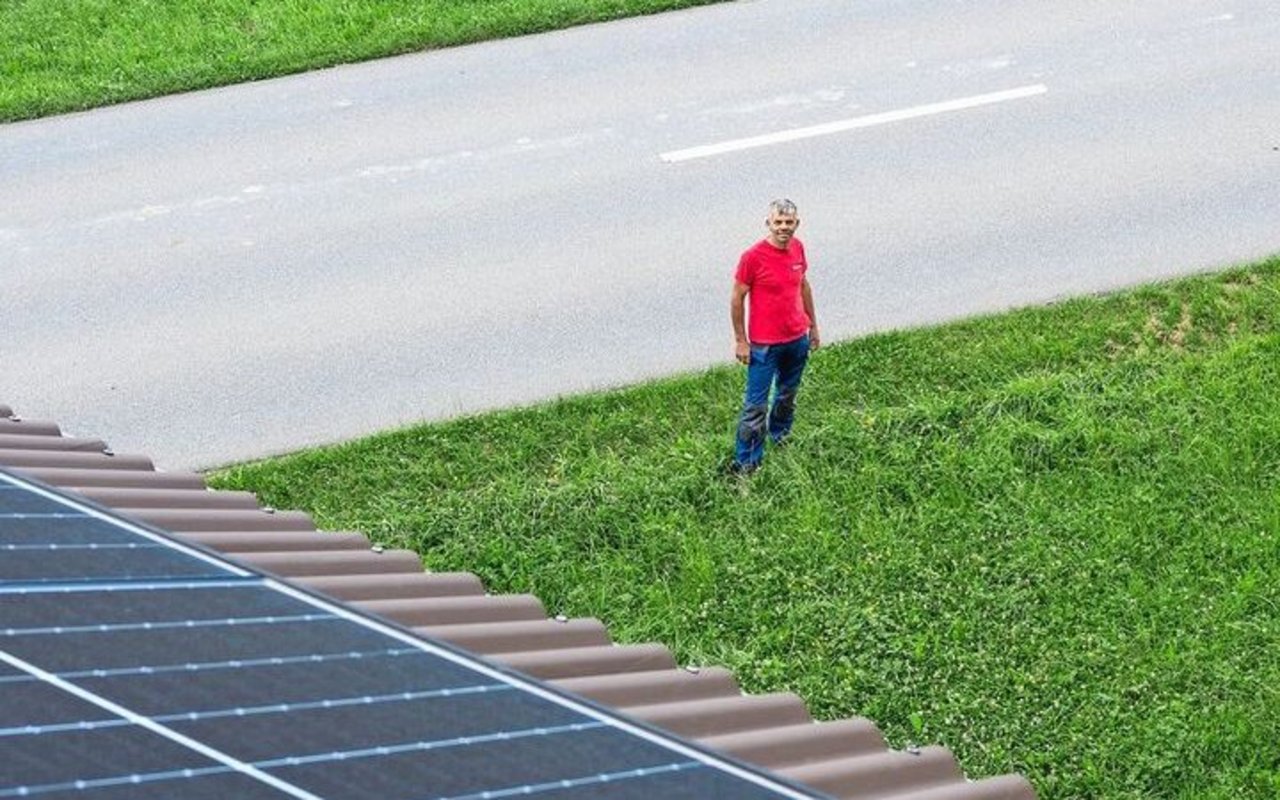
[810,325,821,350]
[730,282,750,363]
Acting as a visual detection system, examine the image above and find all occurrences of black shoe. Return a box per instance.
[726,460,759,477]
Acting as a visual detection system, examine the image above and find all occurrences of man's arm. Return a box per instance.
[731,281,750,364]
[801,277,820,349]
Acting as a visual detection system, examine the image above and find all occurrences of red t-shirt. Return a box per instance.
[734,238,810,344]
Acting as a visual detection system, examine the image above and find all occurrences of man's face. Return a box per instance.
[766,212,799,247]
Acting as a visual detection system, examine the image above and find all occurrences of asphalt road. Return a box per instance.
[4,0,1278,470]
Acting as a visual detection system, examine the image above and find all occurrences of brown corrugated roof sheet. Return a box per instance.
[0,403,1036,800]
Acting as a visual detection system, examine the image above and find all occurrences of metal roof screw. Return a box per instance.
[553,614,569,623]
[684,665,701,674]
[371,544,385,554]
[262,507,276,514]
[906,744,921,755]
[102,448,115,457]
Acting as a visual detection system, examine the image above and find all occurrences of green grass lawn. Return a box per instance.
[0,0,722,121]
[212,257,1280,799]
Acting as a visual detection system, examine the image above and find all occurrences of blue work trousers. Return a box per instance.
[734,334,810,468]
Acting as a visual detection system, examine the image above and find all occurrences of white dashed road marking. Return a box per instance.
[660,83,1049,163]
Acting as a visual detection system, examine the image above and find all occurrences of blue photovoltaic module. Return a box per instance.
[0,469,826,799]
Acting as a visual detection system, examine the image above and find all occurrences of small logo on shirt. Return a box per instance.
[791,262,805,271]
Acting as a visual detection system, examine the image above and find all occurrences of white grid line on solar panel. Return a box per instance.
[1,755,700,800]
[2,683,515,737]
[438,763,700,800]
[3,542,163,550]
[1,573,259,586]
[0,513,88,518]
[0,645,422,683]
[0,471,252,578]
[4,611,332,637]
[0,649,326,800]
[254,720,610,767]
[7,573,257,587]
[0,578,258,596]
[0,765,232,799]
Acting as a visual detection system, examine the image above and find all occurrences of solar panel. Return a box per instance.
[0,470,828,799]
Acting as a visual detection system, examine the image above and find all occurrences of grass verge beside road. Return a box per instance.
[0,0,720,122]
[212,258,1280,799]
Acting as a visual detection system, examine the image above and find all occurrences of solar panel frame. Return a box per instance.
[0,468,831,800]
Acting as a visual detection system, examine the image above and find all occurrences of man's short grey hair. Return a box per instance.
[768,198,798,217]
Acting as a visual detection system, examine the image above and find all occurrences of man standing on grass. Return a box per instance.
[729,199,821,475]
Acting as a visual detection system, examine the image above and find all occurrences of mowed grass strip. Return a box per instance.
[0,0,721,122]
[212,257,1280,800]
